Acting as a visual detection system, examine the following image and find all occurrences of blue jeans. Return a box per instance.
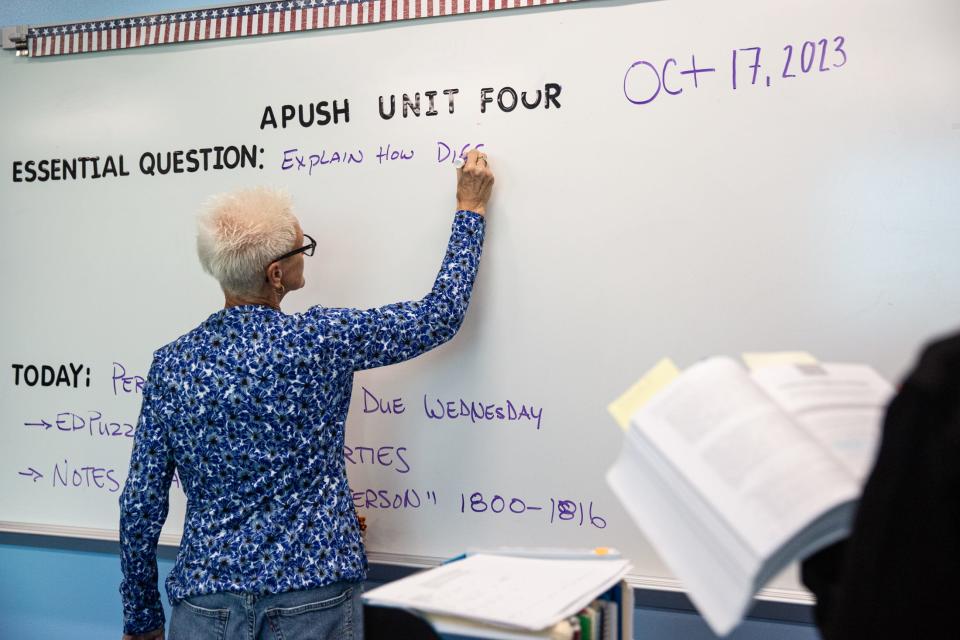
[168,582,363,640]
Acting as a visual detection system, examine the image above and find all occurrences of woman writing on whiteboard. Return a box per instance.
[118,150,494,640]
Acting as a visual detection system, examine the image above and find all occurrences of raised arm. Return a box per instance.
[119,356,175,638]
[311,150,494,371]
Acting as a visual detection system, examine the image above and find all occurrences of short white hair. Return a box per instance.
[196,187,298,296]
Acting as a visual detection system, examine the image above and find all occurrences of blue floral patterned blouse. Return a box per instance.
[119,210,485,634]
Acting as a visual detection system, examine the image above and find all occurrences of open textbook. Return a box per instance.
[606,355,894,636]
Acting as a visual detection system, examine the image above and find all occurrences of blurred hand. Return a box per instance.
[456,149,495,216]
[122,628,163,640]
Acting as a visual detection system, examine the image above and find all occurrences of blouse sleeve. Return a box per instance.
[119,355,176,635]
[311,209,485,371]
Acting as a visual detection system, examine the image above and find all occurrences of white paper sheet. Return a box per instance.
[362,554,631,631]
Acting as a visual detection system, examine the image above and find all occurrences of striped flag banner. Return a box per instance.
[25,0,580,58]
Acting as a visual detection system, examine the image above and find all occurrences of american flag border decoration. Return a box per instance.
[25,0,578,58]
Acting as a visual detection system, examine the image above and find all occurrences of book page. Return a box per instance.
[741,351,819,370]
[427,613,578,640]
[362,554,631,631]
[607,435,760,634]
[750,363,894,478]
[632,357,858,557]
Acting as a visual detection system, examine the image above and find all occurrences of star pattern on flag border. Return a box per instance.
[25,0,579,57]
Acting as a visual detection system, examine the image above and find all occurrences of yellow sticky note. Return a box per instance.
[607,358,680,431]
[741,351,819,371]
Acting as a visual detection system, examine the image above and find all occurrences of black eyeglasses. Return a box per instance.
[273,233,316,263]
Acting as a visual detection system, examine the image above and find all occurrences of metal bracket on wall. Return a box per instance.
[1,25,29,55]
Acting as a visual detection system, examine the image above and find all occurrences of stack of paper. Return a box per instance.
[362,553,632,638]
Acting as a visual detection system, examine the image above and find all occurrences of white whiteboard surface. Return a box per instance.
[2,0,959,603]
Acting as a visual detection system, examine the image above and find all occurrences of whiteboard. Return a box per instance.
[2,0,959,603]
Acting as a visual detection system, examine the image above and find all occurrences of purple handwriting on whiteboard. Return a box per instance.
[362,386,405,415]
[281,147,364,175]
[362,387,543,429]
[437,141,484,164]
[344,444,411,474]
[24,411,134,438]
[460,491,608,529]
[113,362,145,395]
[423,395,544,430]
[624,35,848,105]
[52,459,122,492]
[352,488,437,510]
[376,144,414,163]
